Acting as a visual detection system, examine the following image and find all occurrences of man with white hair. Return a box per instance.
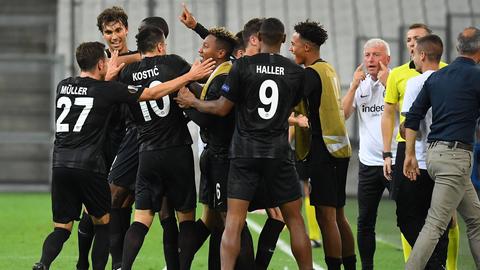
[342,38,394,269]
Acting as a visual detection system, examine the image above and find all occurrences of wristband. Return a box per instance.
[382,151,392,159]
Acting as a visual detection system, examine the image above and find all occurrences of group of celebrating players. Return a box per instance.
[32,3,476,270]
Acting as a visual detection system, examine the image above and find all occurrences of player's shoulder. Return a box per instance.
[163,54,189,65]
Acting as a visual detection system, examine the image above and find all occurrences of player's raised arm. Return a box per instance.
[139,58,215,101]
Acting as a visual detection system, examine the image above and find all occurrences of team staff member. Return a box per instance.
[176,17,313,270]
[290,20,356,270]
[380,23,458,267]
[400,34,449,269]
[403,27,480,270]
[32,42,214,270]
[342,38,393,270]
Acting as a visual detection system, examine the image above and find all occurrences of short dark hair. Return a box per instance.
[97,6,128,33]
[208,27,237,60]
[457,27,480,55]
[259,17,285,46]
[234,31,245,53]
[243,18,264,46]
[139,16,169,38]
[416,34,443,62]
[136,26,165,54]
[294,20,328,47]
[76,42,106,71]
[408,23,432,34]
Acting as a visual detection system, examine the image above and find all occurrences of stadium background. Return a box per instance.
[0,0,479,268]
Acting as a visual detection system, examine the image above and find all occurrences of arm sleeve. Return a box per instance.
[107,81,145,104]
[404,81,431,131]
[304,67,321,101]
[221,60,242,103]
[193,23,209,39]
[401,79,416,116]
[292,69,306,107]
[384,69,399,104]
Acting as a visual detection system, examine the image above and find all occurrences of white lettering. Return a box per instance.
[255,65,284,75]
[132,66,160,82]
[60,85,88,95]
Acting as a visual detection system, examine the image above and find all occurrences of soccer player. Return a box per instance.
[32,41,214,270]
[341,38,393,269]
[290,21,356,270]
[179,7,287,268]
[176,17,313,270]
[117,26,213,270]
[76,7,131,270]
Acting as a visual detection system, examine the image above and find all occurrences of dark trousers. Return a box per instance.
[357,162,390,270]
[394,142,449,269]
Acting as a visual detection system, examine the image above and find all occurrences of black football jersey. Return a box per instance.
[221,53,305,158]
[53,76,143,174]
[119,54,193,152]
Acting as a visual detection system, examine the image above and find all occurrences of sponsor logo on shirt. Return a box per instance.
[128,85,141,94]
[361,103,384,115]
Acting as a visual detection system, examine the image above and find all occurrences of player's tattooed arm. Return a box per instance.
[139,58,215,101]
[175,88,234,117]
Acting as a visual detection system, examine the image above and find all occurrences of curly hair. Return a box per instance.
[97,6,128,33]
[294,20,328,47]
[209,27,237,59]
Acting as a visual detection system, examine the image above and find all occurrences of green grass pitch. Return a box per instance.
[0,193,475,269]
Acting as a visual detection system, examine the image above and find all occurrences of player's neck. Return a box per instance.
[80,71,102,81]
[142,51,161,58]
[108,46,128,55]
[260,44,281,54]
[215,58,228,68]
[304,52,320,66]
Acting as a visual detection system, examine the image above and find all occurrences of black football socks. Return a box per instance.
[39,227,71,269]
[76,212,94,270]
[121,222,149,270]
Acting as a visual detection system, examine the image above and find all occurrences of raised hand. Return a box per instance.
[378,61,389,86]
[105,50,125,81]
[351,63,366,89]
[187,58,215,81]
[179,3,197,29]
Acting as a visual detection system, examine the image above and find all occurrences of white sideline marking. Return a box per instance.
[376,236,403,250]
[247,218,325,270]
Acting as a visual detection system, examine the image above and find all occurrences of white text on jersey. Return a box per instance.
[132,67,159,81]
[256,65,284,75]
[60,85,88,95]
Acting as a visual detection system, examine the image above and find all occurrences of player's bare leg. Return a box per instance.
[336,207,356,269]
[316,205,343,269]
[279,198,313,270]
[221,198,250,270]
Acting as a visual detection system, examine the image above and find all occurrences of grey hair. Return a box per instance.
[457,27,480,55]
[364,38,391,56]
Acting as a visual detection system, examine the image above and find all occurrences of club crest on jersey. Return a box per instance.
[221,84,230,93]
[128,85,140,94]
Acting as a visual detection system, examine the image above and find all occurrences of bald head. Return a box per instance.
[457,27,480,55]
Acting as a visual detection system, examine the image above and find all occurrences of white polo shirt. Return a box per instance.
[353,74,398,166]
[401,70,434,170]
